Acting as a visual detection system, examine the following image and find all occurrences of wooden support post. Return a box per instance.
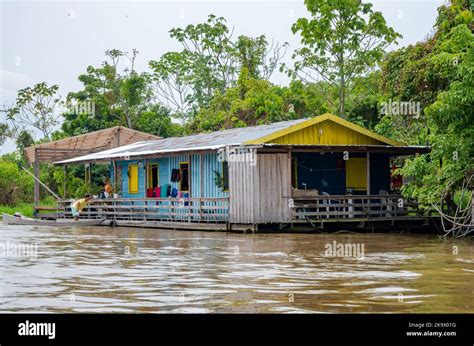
[366,152,371,196]
[200,153,203,197]
[115,127,121,147]
[89,163,92,192]
[85,163,92,193]
[188,154,191,196]
[34,149,40,209]
[63,165,67,198]
[144,160,147,198]
[113,160,117,194]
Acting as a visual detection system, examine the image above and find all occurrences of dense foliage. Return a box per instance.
[375,0,474,209]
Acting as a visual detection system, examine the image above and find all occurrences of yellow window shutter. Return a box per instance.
[346,158,367,191]
[147,164,152,189]
[129,164,139,194]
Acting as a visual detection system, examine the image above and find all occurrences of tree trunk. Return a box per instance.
[125,111,133,129]
[339,85,346,118]
[445,191,458,214]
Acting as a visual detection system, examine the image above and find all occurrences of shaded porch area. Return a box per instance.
[283,144,434,226]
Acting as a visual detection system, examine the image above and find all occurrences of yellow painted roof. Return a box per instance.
[244,113,403,146]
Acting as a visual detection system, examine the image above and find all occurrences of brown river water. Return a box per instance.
[0,224,473,313]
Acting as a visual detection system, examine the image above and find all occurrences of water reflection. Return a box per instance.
[0,225,473,313]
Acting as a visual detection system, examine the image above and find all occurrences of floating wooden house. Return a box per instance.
[56,113,433,231]
[24,126,161,217]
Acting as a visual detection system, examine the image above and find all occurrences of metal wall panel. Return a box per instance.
[270,120,382,145]
[115,152,229,199]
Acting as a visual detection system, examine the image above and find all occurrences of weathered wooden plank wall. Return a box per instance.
[229,153,291,224]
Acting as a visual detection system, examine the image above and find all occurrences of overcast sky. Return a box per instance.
[0,0,445,153]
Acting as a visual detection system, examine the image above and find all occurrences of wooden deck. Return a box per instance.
[57,197,229,223]
[291,194,424,221]
[49,194,436,232]
[289,194,438,232]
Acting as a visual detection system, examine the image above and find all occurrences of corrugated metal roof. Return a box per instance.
[24,126,161,164]
[56,118,308,164]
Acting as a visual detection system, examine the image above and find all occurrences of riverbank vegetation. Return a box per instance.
[0,0,472,224]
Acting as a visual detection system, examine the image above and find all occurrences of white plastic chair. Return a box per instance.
[379,189,391,217]
[321,191,339,218]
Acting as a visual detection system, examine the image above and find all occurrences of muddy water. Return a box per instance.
[0,224,473,313]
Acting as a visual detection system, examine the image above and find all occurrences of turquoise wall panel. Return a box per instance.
[118,160,145,198]
[114,152,229,199]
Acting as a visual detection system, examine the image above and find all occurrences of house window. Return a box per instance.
[147,163,159,189]
[128,164,139,194]
[222,161,229,191]
[179,162,190,192]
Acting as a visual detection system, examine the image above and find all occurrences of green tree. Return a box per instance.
[62,49,153,135]
[134,104,183,138]
[287,0,400,118]
[188,68,329,132]
[233,35,288,80]
[15,130,35,153]
[376,0,473,145]
[150,14,288,121]
[149,51,195,122]
[0,159,34,205]
[0,123,11,146]
[381,0,474,210]
[399,46,474,209]
[1,82,61,140]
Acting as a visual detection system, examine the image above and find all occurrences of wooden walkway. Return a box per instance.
[57,197,229,223]
[48,194,436,232]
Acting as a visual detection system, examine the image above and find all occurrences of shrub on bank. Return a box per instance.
[0,160,34,205]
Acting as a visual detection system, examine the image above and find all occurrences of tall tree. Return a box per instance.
[286,0,400,118]
[62,49,153,135]
[1,82,61,140]
[149,14,288,121]
[391,0,474,210]
[149,51,195,122]
[0,123,11,146]
[187,67,329,132]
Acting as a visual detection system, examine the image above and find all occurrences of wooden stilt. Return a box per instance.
[63,165,67,198]
[34,149,40,209]
[366,152,371,195]
[113,160,117,194]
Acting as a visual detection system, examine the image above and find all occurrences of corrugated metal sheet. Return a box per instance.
[56,118,308,164]
[55,114,421,165]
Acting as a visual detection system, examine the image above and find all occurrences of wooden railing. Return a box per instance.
[57,197,229,223]
[291,194,422,221]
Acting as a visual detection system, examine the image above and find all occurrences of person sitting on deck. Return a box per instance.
[71,194,93,221]
[104,178,113,198]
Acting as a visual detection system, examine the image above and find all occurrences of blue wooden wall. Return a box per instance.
[112,152,229,198]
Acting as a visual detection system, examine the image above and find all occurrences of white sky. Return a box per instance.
[0,0,445,153]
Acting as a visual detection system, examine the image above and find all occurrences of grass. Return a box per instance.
[0,198,57,218]
[0,203,35,218]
